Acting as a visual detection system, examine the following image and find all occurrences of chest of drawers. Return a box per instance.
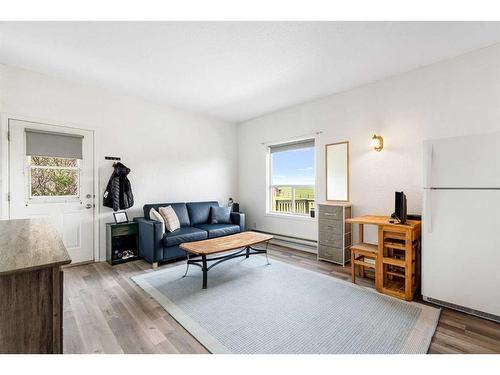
[317,203,352,265]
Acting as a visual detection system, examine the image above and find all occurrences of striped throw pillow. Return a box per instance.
[159,206,180,232]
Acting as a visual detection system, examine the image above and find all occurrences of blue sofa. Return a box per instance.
[134,201,245,267]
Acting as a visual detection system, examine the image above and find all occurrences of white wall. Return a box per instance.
[0,64,238,260]
[238,44,500,246]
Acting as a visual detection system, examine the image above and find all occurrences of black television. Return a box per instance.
[394,191,407,224]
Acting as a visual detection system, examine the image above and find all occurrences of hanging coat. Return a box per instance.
[103,162,134,211]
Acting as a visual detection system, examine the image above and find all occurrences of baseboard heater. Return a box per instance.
[252,230,317,254]
[423,296,500,323]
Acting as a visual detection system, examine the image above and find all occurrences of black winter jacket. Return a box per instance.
[103,162,134,211]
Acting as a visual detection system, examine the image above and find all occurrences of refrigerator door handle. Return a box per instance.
[424,189,432,233]
[423,142,433,188]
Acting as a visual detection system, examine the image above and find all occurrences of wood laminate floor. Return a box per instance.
[63,245,500,354]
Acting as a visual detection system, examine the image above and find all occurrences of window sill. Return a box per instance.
[28,197,80,204]
[265,212,317,222]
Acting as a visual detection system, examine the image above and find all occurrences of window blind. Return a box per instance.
[25,128,84,159]
[269,139,315,154]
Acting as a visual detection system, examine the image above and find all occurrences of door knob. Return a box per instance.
[85,203,93,209]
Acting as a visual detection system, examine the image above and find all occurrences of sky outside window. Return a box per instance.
[271,147,315,185]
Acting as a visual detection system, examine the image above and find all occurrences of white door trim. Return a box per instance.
[0,112,100,263]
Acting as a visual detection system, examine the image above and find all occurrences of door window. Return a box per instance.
[29,156,80,198]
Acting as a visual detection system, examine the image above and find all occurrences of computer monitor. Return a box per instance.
[394,191,407,224]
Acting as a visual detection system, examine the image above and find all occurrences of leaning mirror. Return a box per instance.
[325,141,349,201]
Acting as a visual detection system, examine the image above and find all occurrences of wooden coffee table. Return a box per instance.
[179,231,273,289]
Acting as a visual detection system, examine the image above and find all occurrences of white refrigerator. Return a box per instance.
[422,131,500,321]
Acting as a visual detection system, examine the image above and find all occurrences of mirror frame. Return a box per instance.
[325,141,350,202]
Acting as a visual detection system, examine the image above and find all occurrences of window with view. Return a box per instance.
[29,156,80,198]
[268,139,315,216]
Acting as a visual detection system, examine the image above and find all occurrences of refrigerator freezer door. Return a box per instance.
[422,189,500,316]
[423,132,500,189]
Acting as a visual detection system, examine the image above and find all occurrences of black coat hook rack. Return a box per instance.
[105,156,121,161]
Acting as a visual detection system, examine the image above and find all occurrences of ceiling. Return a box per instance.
[1,22,500,123]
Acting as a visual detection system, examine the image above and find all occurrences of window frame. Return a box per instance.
[267,138,316,218]
[27,156,81,202]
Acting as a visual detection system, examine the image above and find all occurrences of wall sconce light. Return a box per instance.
[371,134,384,152]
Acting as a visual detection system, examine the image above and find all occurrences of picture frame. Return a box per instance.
[113,211,129,224]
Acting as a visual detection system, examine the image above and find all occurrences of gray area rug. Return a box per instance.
[132,256,440,354]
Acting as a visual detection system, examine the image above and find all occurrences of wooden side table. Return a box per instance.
[106,222,140,265]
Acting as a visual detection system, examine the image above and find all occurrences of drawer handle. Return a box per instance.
[324,213,337,216]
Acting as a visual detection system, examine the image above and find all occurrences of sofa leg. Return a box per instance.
[152,262,158,269]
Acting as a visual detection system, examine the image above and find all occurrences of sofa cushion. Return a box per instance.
[186,201,219,226]
[159,206,181,232]
[210,206,232,224]
[149,208,166,235]
[144,202,190,227]
[194,224,240,239]
[163,227,208,247]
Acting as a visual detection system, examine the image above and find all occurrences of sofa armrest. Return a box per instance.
[134,217,163,264]
[230,212,246,232]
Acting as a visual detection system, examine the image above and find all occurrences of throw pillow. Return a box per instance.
[149,208,166,235]
[159,205,181,232]
[210,206,232,224]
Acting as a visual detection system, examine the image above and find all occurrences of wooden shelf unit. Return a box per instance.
[380,224,421,301]
[346,215,421,301]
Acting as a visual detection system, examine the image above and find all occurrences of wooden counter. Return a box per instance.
[346,215,421,232]
[0,218,71,353]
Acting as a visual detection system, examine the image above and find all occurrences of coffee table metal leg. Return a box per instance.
[202,254,208,289]
[183,252,190,277]
[245,246,250,258]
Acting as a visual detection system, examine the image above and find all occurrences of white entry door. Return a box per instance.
[9,119,95,263]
